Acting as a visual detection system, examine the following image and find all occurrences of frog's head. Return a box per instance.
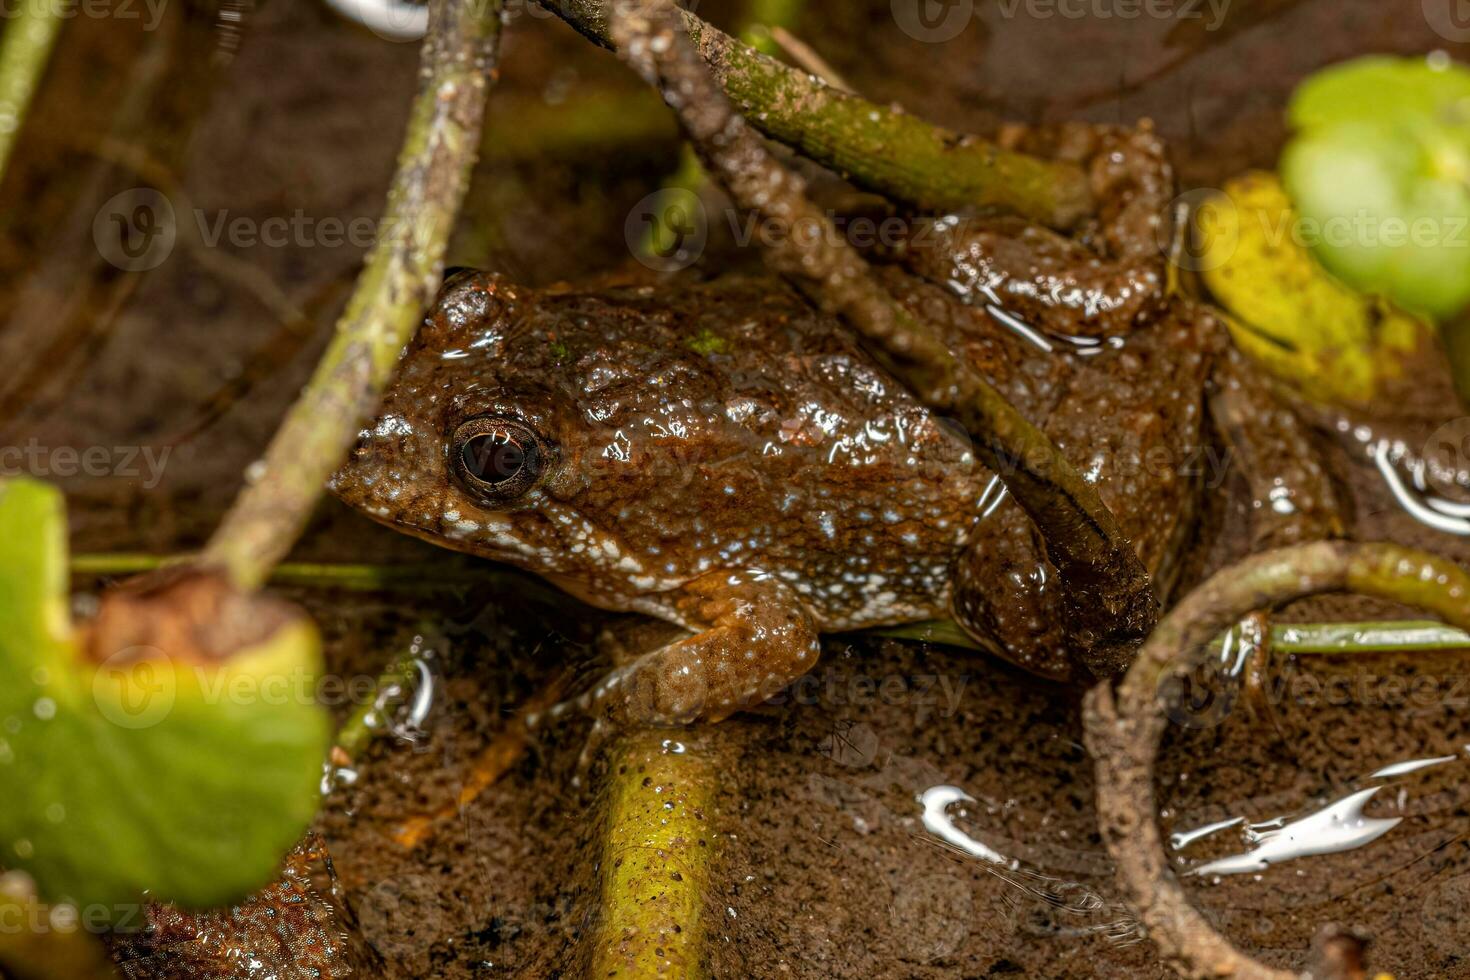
[330,270,600,575]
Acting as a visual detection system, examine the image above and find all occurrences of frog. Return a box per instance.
[329,121,1343,727]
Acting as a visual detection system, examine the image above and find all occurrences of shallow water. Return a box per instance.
[6,1,1470,978]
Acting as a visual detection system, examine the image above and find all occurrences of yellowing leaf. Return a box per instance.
[0,479,330,915]
[1197,171,1438,410]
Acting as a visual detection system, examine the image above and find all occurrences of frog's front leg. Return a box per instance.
[1211,347,1346,548]
[577,570,821,727]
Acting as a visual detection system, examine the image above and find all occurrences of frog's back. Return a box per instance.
[523,275,984,629]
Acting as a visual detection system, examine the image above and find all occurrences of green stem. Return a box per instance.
[640,0,806,257]
[333,635,428,760]
[201,0,504,591]
[482,89,676,160]
[589,731,718,979]
[873,617,1470,655]
[70,552,517,591]
[541,0,1094,227]
[0,0,65,184]
[741,0,805,55]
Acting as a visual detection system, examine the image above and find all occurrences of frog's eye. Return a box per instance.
[450,415,546,502]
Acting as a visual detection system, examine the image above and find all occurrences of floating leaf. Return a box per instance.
[1196,171,1439,411]
[0,479,330,916]
[1281,55,1470,320]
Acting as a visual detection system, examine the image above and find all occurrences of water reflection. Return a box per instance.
[916,784,1140,945]
[1171,750,1468,878]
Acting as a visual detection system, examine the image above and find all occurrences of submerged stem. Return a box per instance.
[589,731,719,979]
[874,616,1470,655]
[201,0,503,591]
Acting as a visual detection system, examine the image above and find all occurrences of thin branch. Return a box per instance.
[541,0,1095,228]
[609,0,1157,676]
[202,0,504,590]
[1083,541,1470,980]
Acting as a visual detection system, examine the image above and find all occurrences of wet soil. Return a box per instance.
[6,1,1470,977]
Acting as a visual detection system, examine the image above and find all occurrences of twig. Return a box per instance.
[609,0,1157,676]
[1083,541,1470,980]
[588,731,719,979]
[541,0,1094,228]
[202,0,504,590]
[0,0,65,183]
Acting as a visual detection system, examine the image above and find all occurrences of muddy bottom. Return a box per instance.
[7,0,1470,977]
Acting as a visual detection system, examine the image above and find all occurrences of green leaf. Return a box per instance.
[0,479,331,915]
[1282,55,1470,320]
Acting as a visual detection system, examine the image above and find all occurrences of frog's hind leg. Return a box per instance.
[894,121,1176,342]
[947,489,1081,682]
[533,570,821,729]
[1211,346,1346,549]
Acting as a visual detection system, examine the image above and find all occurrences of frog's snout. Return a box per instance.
[327,413,431,519]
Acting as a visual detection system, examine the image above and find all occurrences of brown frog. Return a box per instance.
[330,124,1342,725]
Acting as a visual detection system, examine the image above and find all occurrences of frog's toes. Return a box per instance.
[586,570,821,727]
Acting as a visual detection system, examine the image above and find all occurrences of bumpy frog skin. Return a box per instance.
[331,125,1342,725]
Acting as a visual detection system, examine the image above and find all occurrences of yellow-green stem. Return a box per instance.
[590,732,719,979]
